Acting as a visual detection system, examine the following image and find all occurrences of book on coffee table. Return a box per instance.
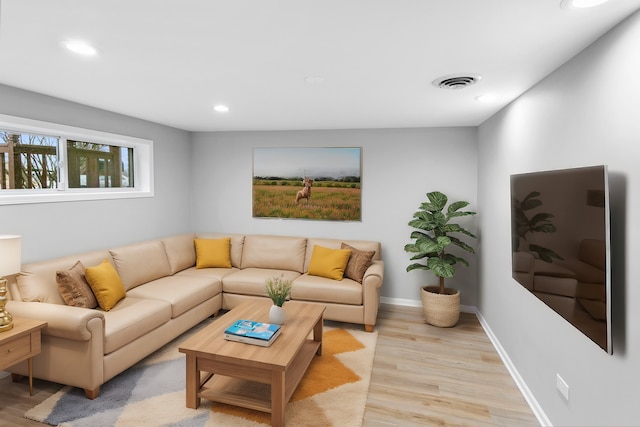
[224,319,282,347]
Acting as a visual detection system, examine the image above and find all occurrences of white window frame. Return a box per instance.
[0,114,154,205]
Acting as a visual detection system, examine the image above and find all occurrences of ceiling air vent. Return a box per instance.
[432,74,481,90]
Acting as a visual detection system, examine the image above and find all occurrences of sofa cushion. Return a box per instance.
[195,238,232,268]
[196,233,245,268]
[292,274,363,305]
[161,233,196,274]
[126,275,220,318]
[223,268,300,297]
[341,243,375,283]
[241,235,307,273]
[85,259,126,311]
[110,240,172,291]
[102,297,172,354]
[308,245,351,280]
[17,250,111,305]
[176,266,238,283]
[56,261,98,309]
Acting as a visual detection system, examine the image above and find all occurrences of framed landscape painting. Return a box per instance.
[252,147,362,221]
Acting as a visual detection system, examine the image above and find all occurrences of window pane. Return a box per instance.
[67,140,134,189]
[0,131,59,189]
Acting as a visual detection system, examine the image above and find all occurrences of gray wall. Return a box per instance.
[190,127,478,305]
[0,84,192,262]
[477,10,640,426]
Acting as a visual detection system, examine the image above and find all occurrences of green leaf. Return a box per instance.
[447,200,469,213]
[407,263,430,272]
[448,236,476,254]
[427,257,455,278]
[404,243,420,253]
[427,191,448,211]
[444,253,469,267]
[409,230,429,240]
[447,210,476,219]
[408,218,436,231]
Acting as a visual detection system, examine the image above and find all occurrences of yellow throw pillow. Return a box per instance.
[194,238,232,269]
[85,259,126,311]
[308,245,352,281]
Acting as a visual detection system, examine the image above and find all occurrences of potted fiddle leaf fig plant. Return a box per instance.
[265,274,293,325]
[404,191,477,327]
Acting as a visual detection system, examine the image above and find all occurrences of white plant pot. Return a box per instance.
[269,305,286,325]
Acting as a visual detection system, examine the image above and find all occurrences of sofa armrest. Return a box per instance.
[362,260,384,329]
[6,300,104,341]
[362,260,384,288]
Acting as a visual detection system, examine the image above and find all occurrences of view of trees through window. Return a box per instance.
[0,131,59,189]
[0,130,134,190]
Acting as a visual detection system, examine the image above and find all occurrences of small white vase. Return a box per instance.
[269,305,286,325]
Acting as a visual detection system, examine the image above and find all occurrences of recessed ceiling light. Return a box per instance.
[64,40,98,56]
[214,105,230,113]
[560,0,609,9]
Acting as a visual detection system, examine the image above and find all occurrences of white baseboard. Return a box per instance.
[474,309,552,427]
[379,298,550,427]
[380,296,477,314]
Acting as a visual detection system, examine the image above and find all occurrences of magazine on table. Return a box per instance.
[224,319,282,347]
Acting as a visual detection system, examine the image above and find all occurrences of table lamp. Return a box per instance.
[0,235,21,332]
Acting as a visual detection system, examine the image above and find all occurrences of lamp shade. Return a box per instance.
[0,235,21,277]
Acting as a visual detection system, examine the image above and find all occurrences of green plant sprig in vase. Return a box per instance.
[265,274,293,307]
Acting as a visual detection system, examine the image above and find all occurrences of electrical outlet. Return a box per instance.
[556,374,569,401]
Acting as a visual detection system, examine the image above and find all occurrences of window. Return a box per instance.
[0,114,153,205]
[1,131,59,190]
[66,140,134,189]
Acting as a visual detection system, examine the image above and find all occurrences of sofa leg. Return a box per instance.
[84,387,100,400]
[365,324,374,333]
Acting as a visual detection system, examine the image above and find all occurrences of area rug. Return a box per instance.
[25,318,377,426]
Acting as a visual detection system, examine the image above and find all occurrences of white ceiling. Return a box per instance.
[1,1,639,132]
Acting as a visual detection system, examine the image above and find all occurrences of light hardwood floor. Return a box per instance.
[363,304,539,427]
[0,304,539,427]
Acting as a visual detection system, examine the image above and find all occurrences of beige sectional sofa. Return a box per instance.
[5,232,383,399]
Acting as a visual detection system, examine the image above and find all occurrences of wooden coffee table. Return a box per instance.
[179,299,325,427]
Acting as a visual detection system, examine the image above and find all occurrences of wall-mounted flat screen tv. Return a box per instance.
[511,165,611,353]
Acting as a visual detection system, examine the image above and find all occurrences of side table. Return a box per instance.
[0,318,47,395]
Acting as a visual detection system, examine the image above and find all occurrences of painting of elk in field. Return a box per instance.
[252,147,362,221]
